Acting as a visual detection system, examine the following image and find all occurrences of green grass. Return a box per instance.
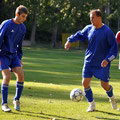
[0,47,120,120]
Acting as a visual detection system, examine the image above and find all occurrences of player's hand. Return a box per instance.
[101,60,108,67]
[64,41,71,51]
[20,60,23,68]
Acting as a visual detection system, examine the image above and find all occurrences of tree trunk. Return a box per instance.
[51,22,58,48]
[30,11,36,45]
[105,2,110,26]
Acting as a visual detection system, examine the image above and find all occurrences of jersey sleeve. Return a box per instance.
[0,21,8,48]
[116,31,120,44]
[105,30,118,62]
[67,25,89,43]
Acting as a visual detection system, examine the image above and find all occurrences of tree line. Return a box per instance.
[0,0,120,47]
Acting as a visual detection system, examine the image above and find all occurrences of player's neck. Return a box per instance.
[13,17,20,24]
[95,22,103,29]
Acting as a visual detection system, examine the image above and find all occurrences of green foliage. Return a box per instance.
[0,0,120,43]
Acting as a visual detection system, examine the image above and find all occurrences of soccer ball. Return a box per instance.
[70,88,84,102]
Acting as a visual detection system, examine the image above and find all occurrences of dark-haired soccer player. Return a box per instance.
[0,5,28,112]
[65,9,118,112]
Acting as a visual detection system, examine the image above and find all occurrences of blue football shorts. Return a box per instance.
[0,54,21,71]
[82,65,110,82]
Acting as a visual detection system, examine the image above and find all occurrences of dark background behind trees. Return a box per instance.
[0,0,120,48]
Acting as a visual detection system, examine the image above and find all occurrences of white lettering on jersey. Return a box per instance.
[11,30,14,32]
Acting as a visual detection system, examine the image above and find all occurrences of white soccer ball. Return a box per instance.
[70,88,84,102]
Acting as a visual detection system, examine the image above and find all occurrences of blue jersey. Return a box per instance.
[68,24,118,67]
[0,19,26,60]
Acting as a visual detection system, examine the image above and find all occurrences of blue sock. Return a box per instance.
[14,82,24,101]
[84,87,93,102]
[106,85,113,97]
[1,84,8,105]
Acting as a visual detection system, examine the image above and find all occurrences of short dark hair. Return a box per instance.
[15,5,28,15]
[89,9,102,17]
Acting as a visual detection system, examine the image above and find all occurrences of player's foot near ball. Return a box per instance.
[87,100,96,112]
[2,104,11,112]
[13,100,20,111]
[109,96,117,109]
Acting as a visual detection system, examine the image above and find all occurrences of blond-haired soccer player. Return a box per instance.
[65,9,118,112]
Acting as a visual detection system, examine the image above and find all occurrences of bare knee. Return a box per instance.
[82,80,87,88]
[17,71,24,82]
[101,81,110,91]
[12,67,24,82]
[82,78,91,88]
[2,71,11,84]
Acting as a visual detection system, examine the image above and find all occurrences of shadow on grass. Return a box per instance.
[10,110,80,120]
[93,110,120,120]
[1,83,120,103]
[23,70,83,85]
[95,117,118,120]
[96,110,120,116]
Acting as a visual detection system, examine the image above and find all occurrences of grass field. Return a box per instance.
[0,47,120,120]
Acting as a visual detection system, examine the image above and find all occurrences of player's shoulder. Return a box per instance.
[82,24,93,32]
[0,19,11,29]
[85,24,93,29]
[103,24,114,34]
[103,24,112,31]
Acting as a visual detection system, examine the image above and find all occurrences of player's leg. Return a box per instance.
[82,78,93,102]
[82,78,95,112]
[12,66,24,111]
[101,81,117,109]
[82,65,95,112]
[10,55,24,111]
[1,69,11,112]
[0,56,12,112]
[93,65,117,110]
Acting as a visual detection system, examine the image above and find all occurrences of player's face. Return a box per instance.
[17,13,27,24]
[90,13,100,27]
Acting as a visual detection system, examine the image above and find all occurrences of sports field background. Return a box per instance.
[0,47,120,120]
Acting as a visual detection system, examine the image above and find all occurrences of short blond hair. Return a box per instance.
[89,9,102,18]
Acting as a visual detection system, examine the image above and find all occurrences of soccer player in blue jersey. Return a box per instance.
[65,9,118,112]
[0,5,28,112]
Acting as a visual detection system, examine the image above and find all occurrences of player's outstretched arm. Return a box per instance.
[64,41,71,51]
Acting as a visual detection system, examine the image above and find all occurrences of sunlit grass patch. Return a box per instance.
[0,47,120,120]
